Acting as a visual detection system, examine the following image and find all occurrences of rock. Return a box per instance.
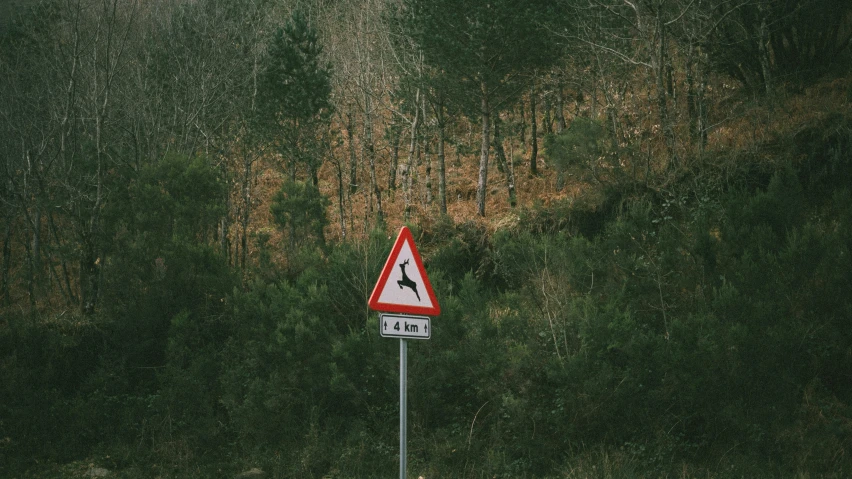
[86,467,110,477]
[235,467,266,478]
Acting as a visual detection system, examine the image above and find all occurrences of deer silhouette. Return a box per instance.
[397,259,420,301]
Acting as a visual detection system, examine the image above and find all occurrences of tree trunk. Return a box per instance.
[346,109,358,236]
[288,161,296,252]
[48,212,76,306]
[530,80,538,175]
[360,119,369,215]
[388,122,401,192]
[81,139,104,314]
[757,5,774,98]
[519,94,527,154]
[337,159,346,241]
[686,42,708,156]
[590,68,598,119]
[291,150,299,183]
[542,90,552,135]
[364,94,383,226]
[220,162,231,263]
[80,3,112,315]
[239,151,252,270]
[424,137,432,206]
[493,115,516,208]
[1,220,11,305]
[696,46,708,152]
[309,159,320,187]
[31,205,42,288]
[476,89,491,217]
[686,42,697,145]
[80,232,100,315]
[438,119,447,215]
[556,80,566,133]
[655,7,675,170]
[240,218,248,269]
[347,110,358,193]
[24,237,34,312]
[422,93,431,208]
[404,89,420,221]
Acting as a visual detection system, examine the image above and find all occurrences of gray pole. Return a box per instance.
[400,338,407,479]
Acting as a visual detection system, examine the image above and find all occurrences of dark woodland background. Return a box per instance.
[2,0,852,477]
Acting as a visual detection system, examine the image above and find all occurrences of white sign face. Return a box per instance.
[379,313,431,340]
[375,241,436,311]
[368,226,440,316]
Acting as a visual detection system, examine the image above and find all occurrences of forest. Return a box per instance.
[1,0,852,477]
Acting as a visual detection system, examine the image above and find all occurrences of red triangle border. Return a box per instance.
[368,226,441,316]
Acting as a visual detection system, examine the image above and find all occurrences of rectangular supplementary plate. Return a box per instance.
[379,313,431,340]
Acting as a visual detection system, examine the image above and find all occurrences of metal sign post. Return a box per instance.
[367,227,441,479]
[399,338,407,479]
[379,312,428,479]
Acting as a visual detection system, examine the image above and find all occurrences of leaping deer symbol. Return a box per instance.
[397,259,420,301]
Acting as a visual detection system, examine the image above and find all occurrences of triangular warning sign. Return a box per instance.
[368,226,440,316]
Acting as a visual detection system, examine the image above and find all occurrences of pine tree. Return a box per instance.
[257,10,332,254]
[257,10,332,182]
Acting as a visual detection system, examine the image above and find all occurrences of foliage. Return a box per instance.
[706,0,852,91]
[394,0,555,112]
[256,9,333,180]
[270,179,330,249]
[3,0,852,476]
[544,117,611,182]
[6,125,852,476]
[259,11,332,125]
